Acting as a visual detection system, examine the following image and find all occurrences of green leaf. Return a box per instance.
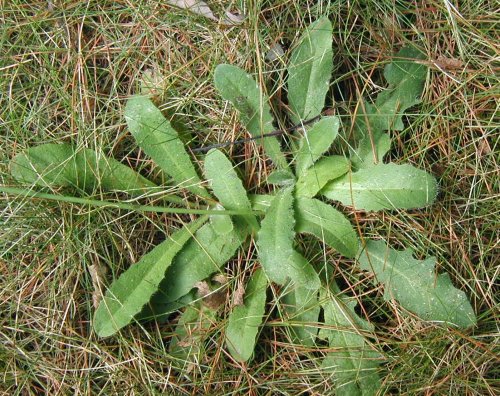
[296,155,350,198]
[295,116,339,176]
[267,169,295,186]
[225,268,267,362]
[321,163,438,211]
[209,204,234,236]
[124,96,210,199]
[93,216,208,337]
[150,222,248,307]
[10,143,156,195]
[214,64,288,169]
[358,240,477,328]
[295,197,359,258]
[257,187,295,285]
[319,285,382,396]
[289,251,321,291]
[282,282,320,346]
[287,16,333,123]
[352,47,427,168]
[204,149,258,232]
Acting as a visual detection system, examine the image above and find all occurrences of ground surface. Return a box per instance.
[1,1,498,395]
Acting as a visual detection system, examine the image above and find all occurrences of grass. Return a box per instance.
[1,0,498,394]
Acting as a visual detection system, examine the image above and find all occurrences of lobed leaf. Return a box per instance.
[10,143,156,195]
[321,163,438,211]
[225,268,268,362]
[257,187,295,285]
[319,284,382,396]
[295,116,339,176]
[295,197,359,258]
[358,240,477,328]
[214,64,288,169]
[93,216,208,337]
[125,96,210,199]
[204,149,258,231]
[352,47,427,168]
[287,16,333,123]
[295,155,350,198]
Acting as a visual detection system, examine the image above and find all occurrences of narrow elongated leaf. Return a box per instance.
[214,64,288,169]
[93,216,208,337]
[321,163,438,211]
[353,47,427,168]
[295,155,350,198]
[358,240,477,328]
[204,149,258,231]
[319,285,382,396]
[282,282,320,346]
[125,96,210,198]
[10,144,156,195]
[151,222,248,306]
[295,116,339,176]
[295,197,359,258]
[287,17,333,123]
[257,187,295,285]
[226,269,267,362]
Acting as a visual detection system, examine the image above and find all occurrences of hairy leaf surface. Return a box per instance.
[287,16,333,123]
[93,216,208,337]
[214,64,287,168]
[353,47,427,168]
[295,198,359,258]
[204,149,258,231]
[226,269,267,362]
[295,155,350,198]
[358,240,476,328]
[10,144,156,195]
[321,163,437,211]
[319,285,382,396]
[125,96,210,198]
[257,187,295,285]
[295,116,339,176]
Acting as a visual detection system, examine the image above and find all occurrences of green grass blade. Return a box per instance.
[358,240,477,328]
[287,16,333,123]
[295,155,350,198]
[10,143,156,195]
[295,116,340,176]
[321,163,438,211]
[225,268,267,362]
[295,197,359,258]
[257,187,295,285]
[125,96,210,199]
[204,148,259,231]
[214,64,288,169]
[93,215,208,337]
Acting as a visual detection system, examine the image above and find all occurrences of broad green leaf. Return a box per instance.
[204,149,258,231]
[287,16,333,123]
[136,292,196,323]
[214,64,288,169]
[295,155,350,198]
[93,216,208,337]
[319,285,382,396]
[358,240,477,328]
[169,303,218,369]
[209,204,234,236]
[10,143,156,195]
[295,197,359,258]
[295,116,339,176]
[125,96,210,199]
[257,187,295,285]
[225,268,267,362]
[352,47,427,168]
[289,251,321,291]
[151,222,248,306]
[321,163,438,211]
[267,169,295,186]
[282,282,320,346]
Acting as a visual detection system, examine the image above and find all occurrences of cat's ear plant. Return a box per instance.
[7,16,476,395]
